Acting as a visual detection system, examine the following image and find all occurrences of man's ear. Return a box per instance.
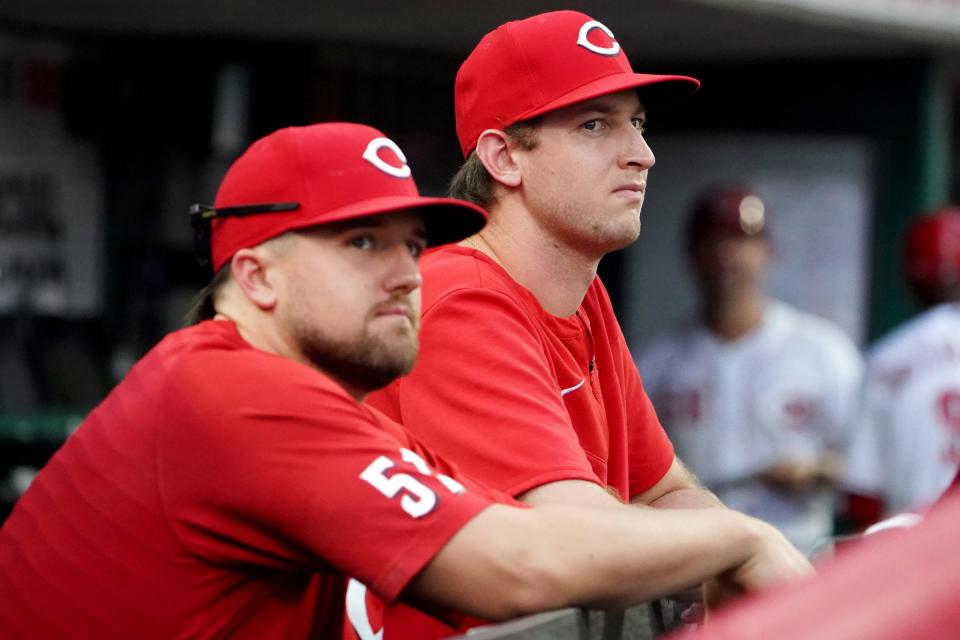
[475,129,523,188]
[229,247,279,310]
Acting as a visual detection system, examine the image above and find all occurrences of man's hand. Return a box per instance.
[705,517,815,610]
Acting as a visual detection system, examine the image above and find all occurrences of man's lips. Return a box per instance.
[613,182,645,197]
[373,303,414,322]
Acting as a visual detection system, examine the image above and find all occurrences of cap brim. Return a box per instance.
[281,195,488,248]
[520,73,699,122]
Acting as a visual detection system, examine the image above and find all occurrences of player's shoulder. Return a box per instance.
[420,245,539,314]
[768,301,858,351]
[892,303,960,340]
[152,319,240,360]
[165,321,298,373]
[422,245,521,292]
[868,303,960,364]
[145,320,260,385]
[163,321,349,407]
[763,302,862,381]
[362,402,418,446]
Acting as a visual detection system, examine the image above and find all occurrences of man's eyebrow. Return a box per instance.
[567,100,618,116]
[566,100,648,121]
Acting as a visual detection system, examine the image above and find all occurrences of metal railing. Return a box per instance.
[450,601,689,640]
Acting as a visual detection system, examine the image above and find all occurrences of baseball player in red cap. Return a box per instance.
[0,123,810,638]
[363,10,756,637]
[842,206,960,525]
[636,186,863,555]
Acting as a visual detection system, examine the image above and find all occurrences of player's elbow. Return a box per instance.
[472,543,574,620]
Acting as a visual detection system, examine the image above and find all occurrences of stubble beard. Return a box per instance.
[557,207,642,258]
[294,317,419,393]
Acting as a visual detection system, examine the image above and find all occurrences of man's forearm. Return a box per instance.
[410,501,812,620]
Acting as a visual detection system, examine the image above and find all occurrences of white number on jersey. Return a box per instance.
[398,447,466,494]
[359,448,465,519]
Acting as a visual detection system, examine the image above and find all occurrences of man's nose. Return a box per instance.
[383,247,423,294]
[621,129,655,171]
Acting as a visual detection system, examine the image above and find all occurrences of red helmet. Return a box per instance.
[904,206,960,289]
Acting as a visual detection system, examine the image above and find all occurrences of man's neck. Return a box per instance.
[466,203,600,317]
[702,293,766,342]
[215,309,293,362]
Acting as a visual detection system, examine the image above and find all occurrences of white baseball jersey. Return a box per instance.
[636,301,862,554]
[842,302,960,515]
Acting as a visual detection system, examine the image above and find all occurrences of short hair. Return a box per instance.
[182,233,298,326]
[447,119,541,209]
[184,264,232,326]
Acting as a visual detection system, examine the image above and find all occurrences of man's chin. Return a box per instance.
[602,215,643,250]
[599,230,641,255]
[356,359,416,392]
[363,345,419,388]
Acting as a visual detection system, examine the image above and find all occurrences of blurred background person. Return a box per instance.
[842,206,960,528]
[636,186,863,555]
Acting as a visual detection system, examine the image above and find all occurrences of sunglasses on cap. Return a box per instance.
[189,202,299,266]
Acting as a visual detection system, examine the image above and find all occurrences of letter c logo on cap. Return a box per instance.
[576,20,620,56]
[362,137,412,179]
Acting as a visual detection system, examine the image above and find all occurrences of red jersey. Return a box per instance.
[0,320,499,639]
[369,245,674,500]
[359,246,674,639]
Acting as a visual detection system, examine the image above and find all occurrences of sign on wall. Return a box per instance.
[0,35,103,317]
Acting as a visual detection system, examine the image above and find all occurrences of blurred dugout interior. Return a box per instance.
[0,1,959,524]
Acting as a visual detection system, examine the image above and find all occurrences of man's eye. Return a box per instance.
[632,118,646,133]
[407,241,425,258]
[350,236,374,250]
[583,119,602,131]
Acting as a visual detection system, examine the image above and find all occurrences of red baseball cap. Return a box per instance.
[454,10,700,157]
[904,206,960,289]
[205,123,488,271]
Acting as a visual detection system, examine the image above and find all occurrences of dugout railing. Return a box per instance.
[449,600,688,640]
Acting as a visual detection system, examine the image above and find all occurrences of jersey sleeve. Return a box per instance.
[365,404,521,507]
[156,351,496,604]
[385,287,601,497]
